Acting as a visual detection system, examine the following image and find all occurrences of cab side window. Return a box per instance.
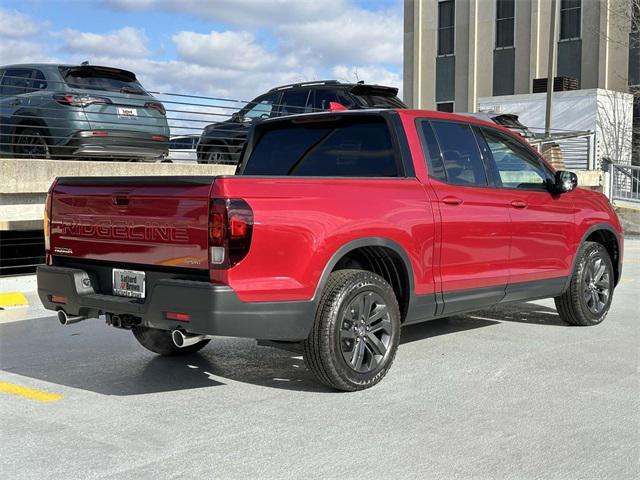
[481,128,551,190]
[430,121,488,186]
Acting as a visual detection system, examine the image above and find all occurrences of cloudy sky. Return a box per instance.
[0,0,403,102]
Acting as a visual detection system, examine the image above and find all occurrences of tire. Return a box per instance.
[198,145,230,165]
[555,241,614,326]
[303,269,401,391]
[132,326,210,356]
[14,127,51,159]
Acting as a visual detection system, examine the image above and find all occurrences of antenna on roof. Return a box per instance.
[81,61,90,66]
[357,80,364,84]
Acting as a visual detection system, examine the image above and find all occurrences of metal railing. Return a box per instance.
[0,74,353,166]
[529,131,595,171]
[609,163,640,204]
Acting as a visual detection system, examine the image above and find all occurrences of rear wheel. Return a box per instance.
[198,145,230,165]
[303,269,401,391]
[555,241,614,326]
[132,326,210,356]
[14,128,51,159]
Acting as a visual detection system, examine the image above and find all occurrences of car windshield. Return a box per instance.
[61,67,148,95]
[356,94,406,108]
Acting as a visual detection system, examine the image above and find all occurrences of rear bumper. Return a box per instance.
[54,131,169,160]
[37,266,315,341]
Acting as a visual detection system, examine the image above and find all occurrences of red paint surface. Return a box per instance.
[49,109,623,303]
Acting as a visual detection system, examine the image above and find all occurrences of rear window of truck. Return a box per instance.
[243,117,399,177]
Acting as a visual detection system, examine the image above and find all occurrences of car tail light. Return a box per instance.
[53,94,112,107]
[145,102,166,115]
[209,198,253,268]
[43,191,52,253]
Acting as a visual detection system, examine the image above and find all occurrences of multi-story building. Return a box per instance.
[403,0,638,113]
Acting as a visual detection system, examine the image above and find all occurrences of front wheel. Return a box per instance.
[555,241,614,326]
[303,269,401,391]
[132,326,210,356]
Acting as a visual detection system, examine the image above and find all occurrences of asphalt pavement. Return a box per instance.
[1,240,638,480]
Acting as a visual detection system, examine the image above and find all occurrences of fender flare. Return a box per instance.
[310,237,416,304]
[563,223,622,291]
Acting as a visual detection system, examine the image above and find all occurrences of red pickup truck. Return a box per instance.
[37,109,623,391]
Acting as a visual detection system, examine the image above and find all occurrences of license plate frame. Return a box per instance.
[112,269,146,299]
[117,107,138,119]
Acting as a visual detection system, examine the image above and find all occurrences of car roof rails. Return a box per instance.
[269,80,342,91]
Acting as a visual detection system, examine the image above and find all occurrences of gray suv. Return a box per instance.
[0,64,169,160]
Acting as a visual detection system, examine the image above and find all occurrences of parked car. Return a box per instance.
[196,80,407,164]
[0,63,169,160]
[168,135,199,163]
[38,109,623,391]
[462,111,537,139]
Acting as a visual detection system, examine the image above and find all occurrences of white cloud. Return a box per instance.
[332,64,403,98]
[60,27,149,58]
[278,10,402,66]
[0,8,38,38]
[172,30,281,71]
[0,39,55,65]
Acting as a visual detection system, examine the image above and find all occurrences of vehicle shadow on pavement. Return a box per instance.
[0,318,226,396]
[464,302,570,327]
[0,301,567,396]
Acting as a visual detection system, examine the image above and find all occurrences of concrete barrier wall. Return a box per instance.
[0,159,236,230]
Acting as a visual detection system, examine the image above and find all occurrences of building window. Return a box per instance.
[495,0,515,48]
[559,0,581,40]
[436,102,454,113]
[438,0,455,56]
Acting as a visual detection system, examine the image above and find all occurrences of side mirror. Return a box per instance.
[552,170,578,194]
[231,112,245,123]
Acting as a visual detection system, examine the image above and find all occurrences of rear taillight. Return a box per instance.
[145,101,166,115]
[53,94,112,107]
[44,191,52,254]
[209,198,253,268]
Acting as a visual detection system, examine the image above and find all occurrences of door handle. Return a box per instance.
[510,200,528,209]
[442,196,463,206]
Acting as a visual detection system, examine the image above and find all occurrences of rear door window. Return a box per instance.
[278,89,312,116]
[244,117,399,177]
[430,121,488,186]
[0,69,33,96]
[312,89,339,111]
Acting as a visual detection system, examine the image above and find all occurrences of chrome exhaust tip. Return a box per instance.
[171,329,210,348]
[57,310,87,326]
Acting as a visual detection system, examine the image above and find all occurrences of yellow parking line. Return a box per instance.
[0,292,29,309]
[0,382,63,403]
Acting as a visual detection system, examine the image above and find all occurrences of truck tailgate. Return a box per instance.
[50,176,214,270]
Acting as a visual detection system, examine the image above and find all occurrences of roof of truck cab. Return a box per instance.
[260,108,510,131]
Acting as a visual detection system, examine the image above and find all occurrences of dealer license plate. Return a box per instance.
[113,269,146,298]
[117,107,137,119]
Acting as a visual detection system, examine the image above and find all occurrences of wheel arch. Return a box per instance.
[570,224,622,288]
[313,237,415,322]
